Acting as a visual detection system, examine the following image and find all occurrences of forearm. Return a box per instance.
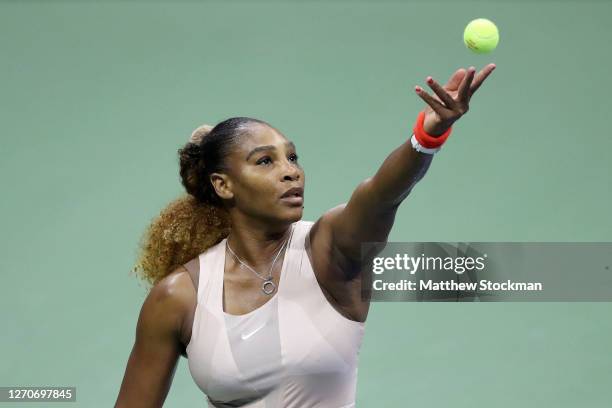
[369,138,434,207]
[367,64,496,209]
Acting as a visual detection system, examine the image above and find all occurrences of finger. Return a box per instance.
[415,86,449,116]
[445,68,467,92]
[458,66,476,103]
[425,76,457,109]
[470,63,496,95]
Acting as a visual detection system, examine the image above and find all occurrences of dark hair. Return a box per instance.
[179,117,268,206]
[132,117,269,286]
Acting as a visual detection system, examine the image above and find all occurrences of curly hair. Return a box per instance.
[132,117,269,287]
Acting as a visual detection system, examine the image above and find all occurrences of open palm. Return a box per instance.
[415,63,496,136]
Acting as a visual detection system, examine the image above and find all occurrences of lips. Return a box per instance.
[280,187,304,206]
[280,187,304,199]
[280,196,303,205]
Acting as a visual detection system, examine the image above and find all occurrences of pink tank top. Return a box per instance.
[186,220,366,407]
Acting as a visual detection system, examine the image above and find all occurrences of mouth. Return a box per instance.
[280,187,304,206]
[279,195,304,206]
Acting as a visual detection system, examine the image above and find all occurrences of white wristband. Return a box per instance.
[410,134,441,154]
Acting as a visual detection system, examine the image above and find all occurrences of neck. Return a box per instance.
[226,216,295,268]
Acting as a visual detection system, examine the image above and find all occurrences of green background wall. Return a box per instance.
[1,1,610,406]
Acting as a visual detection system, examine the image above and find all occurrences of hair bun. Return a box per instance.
[189,124,213,144]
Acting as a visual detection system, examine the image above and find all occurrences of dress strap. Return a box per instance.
[198,238,227,318]
[278,221,313,294]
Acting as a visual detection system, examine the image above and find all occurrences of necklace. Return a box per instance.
[225,224,294,295]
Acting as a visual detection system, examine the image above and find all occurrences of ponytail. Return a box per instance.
[131,117,266,287]
[131,194,230,286]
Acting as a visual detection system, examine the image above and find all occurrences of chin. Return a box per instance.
[282,207,304,223]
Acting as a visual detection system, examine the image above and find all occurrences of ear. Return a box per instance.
[210,172,234,200]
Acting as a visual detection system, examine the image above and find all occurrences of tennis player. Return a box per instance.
[115,64,495,407]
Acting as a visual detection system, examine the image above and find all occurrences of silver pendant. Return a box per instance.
[262,278,276,295]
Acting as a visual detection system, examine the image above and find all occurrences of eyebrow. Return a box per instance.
[246,141,296,161]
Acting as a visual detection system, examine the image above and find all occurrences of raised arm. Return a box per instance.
[114,270,194,408]
[321,64,496,264]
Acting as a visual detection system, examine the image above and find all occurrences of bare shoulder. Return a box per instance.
[308,204,344,245]
[144,266,197,336]
[114,266,198,407]
[307,203,353,273]
[155,266,196,307]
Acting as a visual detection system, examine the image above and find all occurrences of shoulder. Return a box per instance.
[151,267,196,311]
[305,204,345,251]
[304,204,354,276]
[139,267,197,338]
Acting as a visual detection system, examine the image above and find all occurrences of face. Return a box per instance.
[211,123,305,224]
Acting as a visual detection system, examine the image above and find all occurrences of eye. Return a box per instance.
[257,154,298,166]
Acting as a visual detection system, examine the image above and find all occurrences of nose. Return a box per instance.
[281,159,300,181]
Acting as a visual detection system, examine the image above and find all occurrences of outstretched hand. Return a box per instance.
[415,63,496,136]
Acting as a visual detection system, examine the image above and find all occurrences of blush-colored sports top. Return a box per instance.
[186,220,366,407]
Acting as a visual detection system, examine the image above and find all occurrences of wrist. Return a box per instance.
[412,110,453,149]
[423,122,451,137]
[410,134,441,154]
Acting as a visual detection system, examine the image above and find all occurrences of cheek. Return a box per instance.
[237,172,278,200]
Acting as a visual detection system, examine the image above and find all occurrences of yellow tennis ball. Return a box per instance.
[463,18,499,54]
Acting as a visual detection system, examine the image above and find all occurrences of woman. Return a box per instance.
[115,63,496,407]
